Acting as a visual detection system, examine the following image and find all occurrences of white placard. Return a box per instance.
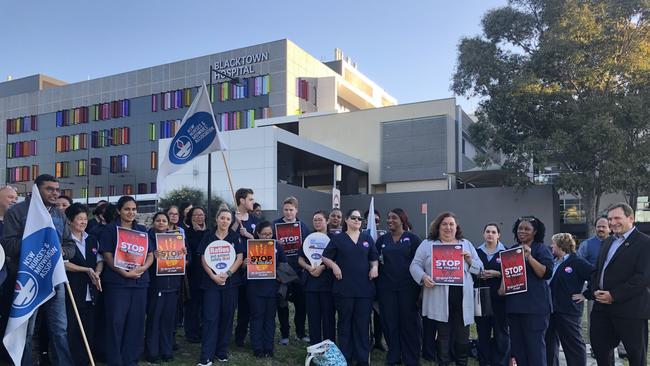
[303,232,330,267]
[204,240,236,274]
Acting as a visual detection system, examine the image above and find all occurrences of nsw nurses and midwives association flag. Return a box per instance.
[157,82,228,193]
[3,184,68,365]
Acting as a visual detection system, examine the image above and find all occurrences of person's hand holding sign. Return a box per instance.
[422,274,435,288]
[309,265,324,277]
[462,250,473,266]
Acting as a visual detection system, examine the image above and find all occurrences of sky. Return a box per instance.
[0,0,508,114]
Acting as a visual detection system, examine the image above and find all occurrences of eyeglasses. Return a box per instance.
[168,212,179,216]
[348,216,363,221]
[43,187,60,193]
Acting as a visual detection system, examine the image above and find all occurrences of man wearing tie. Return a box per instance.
[587,202,650,366]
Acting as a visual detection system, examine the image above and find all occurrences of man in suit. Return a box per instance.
[586,202,650,366]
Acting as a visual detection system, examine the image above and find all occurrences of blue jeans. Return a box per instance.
[25,284,73,365]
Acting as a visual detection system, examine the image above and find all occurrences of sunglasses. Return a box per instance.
[348,216,363,221]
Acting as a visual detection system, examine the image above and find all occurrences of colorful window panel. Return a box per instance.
[108,185,116,196]
[159,88,192,111]
[7,166,31,183]
[90,158,102,175]
[150,182,157,194]
[55,161,70,178]
[148,123,157,141]
[138,183,148,194]
[217,109,256,131]
[110,155,128,173]
[94,186,103,198]
[61,189,73,198]
[76,160,87,176]
[261,107,272,119]
[123,184,133,195]
[6,115,38,134]
[297,79,310,100]
[56,134,87,152]
[32,165,39,179]
[110,127,130,145]
[56,107,89,127]
[150,151,158,170]
[159,120,180,138]
[7,140,37,158]
[80,187,88,199]
[92,100,130,120]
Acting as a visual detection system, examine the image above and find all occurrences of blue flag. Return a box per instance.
[157,82,227,193]
[2,184,67,365]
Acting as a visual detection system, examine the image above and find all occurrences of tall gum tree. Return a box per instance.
[452,0,650,235]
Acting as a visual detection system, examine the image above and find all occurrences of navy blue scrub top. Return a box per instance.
[198,229,244,290]
[505,242,554,314]
[99,220,152,288]
[322,231,379,298]
[246,240,287,298]
[375,231,421,291]
[234,213,259,251]
[272,218,310,266]
[299,231,335,292]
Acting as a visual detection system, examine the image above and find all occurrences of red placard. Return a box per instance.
[500,247,528,295]
[247,239,277,280]
[431,244,464,286]
[114,227,148,270]
[155,233,186,276]
[275,222,302,257]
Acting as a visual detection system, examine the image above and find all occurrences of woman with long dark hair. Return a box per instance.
[99,196,154,366]
[410,212,482,366]
[376,208,421,366]
[322,209,379,366]
[501,216,553,366]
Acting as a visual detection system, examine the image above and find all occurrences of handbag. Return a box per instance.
[305,339,347,366]
[474,276,494,317]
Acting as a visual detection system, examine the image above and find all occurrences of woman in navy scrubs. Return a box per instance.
[197,208,243,365]
[375,208,421,366]
[64,203,103,366]
[501,216,553,366]
[474,223,509,366]
[298,210,336,345]
[99,196,154,366]
[145,212,186,362]
[246,221,286,357]
[545,233,592,366]
[184,206,207,343]
[322,209,379,366]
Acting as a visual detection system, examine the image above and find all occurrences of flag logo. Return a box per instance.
[174,136,193,160]
[13,272,38,309]
[168,111,216,165]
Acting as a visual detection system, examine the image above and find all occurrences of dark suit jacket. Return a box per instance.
[586,227,650,319]
[67,234,100,305]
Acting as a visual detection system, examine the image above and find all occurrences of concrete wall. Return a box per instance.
[299,99,459,191]
[278,185,559,246]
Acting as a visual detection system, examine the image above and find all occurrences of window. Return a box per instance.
[138,183,148,194]
[150,151,158,170]
[210,75,271,102]
[7,140,37,158]
[108,185,116,196]
[218,109,256,131]
[61,189,73,198]
[92,100,130,120]
[92,127,129,148]
[150,182,157,194]
[156,88,192,111]
[56,107,89,127]
[123,184,133,195]
[94,186,103,198]
[560,199,585,224]
[160,120,181,138]
[110,155,128,173]
[80,187,88,199]
[31,165,39,179]
[76,160,87,176]
[7,166,31,183]
[6,115,37,134]
[56,134,87,152]
[90,158,102,175]
[148,123,157,141]
[55,162,70,178]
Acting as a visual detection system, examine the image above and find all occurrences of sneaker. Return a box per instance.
[279,338,289,345]
[216,356,229,362]
[297,335,310,343]
[197,361,212,366]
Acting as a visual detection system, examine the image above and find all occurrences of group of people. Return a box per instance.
[0,174,648,366]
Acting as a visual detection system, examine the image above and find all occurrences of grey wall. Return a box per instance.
[275,184,559,246]
[381,116,448,182]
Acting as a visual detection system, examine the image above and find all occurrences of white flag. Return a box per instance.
[3,184,67,365]
[157,82,227,192]
[366,197,378,241]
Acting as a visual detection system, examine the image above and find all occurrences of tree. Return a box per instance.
[452,0,650,235]
[158,186,234,223]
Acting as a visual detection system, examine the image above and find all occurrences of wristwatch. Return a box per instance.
[226,270,233,277]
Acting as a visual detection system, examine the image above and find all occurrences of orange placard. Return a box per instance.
[155,233,186,276]
[247,239,276,280]
[114,227,148,270]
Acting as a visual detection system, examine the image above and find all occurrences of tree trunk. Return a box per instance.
[627,188,638,212]
[582,191,600,238]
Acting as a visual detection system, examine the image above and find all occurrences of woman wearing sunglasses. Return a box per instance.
[322,209,379,366]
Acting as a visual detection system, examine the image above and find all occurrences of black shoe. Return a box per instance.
[162,355,173,362]
[253,350,265,358]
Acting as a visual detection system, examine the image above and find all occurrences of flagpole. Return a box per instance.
[207,66,214,223]
[64,282,95,366]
